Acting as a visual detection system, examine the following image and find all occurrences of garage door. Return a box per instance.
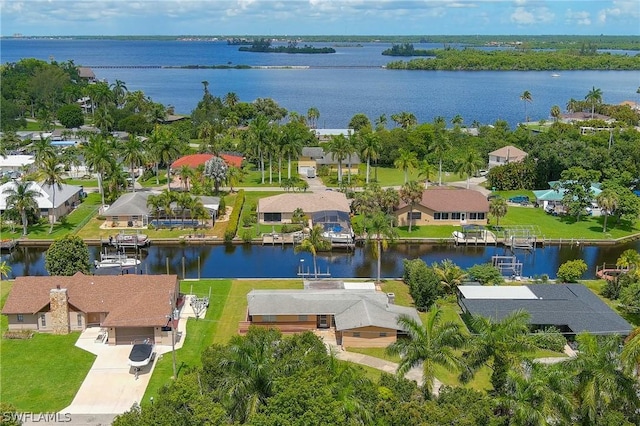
[115,327,154,345]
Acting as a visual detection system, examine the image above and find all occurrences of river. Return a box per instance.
[3,239,640,280]
[2,39,638,128]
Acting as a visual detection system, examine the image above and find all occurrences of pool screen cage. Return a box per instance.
[312,210,351,230]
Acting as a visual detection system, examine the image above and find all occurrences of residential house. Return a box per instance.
[258,192,350,224]
[298,147,360,177]
[2,273,180,345]
[243,284,422,347]
[395,187,489,227]
[488,145,528,169]
[532,181,602,213]
[0,181,83,223]
[77,67,96,82]
[0,155,35,174]
[457,284,633,336]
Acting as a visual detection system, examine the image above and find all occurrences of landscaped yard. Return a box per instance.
[1,192,102,240]
[0,280,95,412]
[143,279,232,403]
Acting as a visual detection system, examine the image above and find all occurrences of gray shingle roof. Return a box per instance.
[458,284,633,335]
[247,289,421,331]
[106,192,156,216]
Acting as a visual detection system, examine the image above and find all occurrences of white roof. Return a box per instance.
[343,282,376,290]
[315,129,351,136]
[458,286,538,300]
[0,155,35,169]
[0,181,82,210]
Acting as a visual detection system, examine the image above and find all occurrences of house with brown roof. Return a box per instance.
[395,187,489,227]
[2,273,179,345]
[77,67,96,82]
[258,191,350,224]
[488,145,528,169]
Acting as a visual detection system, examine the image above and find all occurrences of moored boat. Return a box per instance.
[113,232,150,247]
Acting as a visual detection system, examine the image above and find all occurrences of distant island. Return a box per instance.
[386,48,640,71]
[238,38,335,54]
[381,43,437,57]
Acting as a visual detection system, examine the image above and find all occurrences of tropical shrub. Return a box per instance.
[530,326,567,352]
[403,258,441,311]
[556,259,588,283]
[224,190,244,242]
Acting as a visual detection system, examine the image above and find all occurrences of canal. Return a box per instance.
[3,239,640,280]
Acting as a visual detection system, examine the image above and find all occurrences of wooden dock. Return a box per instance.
[595,264,629,280]
[0,239,18,251]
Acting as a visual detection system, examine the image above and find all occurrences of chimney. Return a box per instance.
[50,288,70,335]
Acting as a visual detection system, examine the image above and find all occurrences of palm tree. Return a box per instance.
[3,181,39,236]
[306,107,320,129]
[460,310,535,393]
[399,180,423,233]
[374,114,387,131]
[176,192,194,226]
[280,123,303,179]
[31,136,56,168]
[451,114,463,127]
[386,306,466,396]
[454,149,483,189]
[294,224,331,278]
[569,333,639,424]
[120,135,147,193]
[227,166,246,193]
[394,148,418,184]
[489,197,508,227]
[153,128,182,190]
[83,135,113,206]
[585,86,603,119]
[0,261,11,281]
[248,115,271,185]
[519,90,532,123]
[550,105,562,122]
[176,165,193,191]
[616,249,640,279]
[621,327,640,378]
[93,105,114,134]
[417,160,437,189]
[358,131,380,185]
[223,92,239,108]
[110,79,128,108]
[364,211,397,283]
[432,259,467,295]
[495,361,573,425]
[38,156,65,233]
[596,188,618,233]
[390,111,417,129]
[146,194,163,225]
[325,134,350,184]
[429,125,451,186]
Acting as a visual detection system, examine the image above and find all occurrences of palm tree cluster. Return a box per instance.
[146,190,209,228]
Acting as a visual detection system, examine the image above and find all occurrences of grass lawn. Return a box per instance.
[322,166,461,188]
[498,206,639,240]
[213,279,303,344]
[64,178,99,187]
[139,171,168,188]
[143,279,232,403]
[1,193,102,240]
[237,168,285,187]
[237,191,287,239]
[1,280,95,412]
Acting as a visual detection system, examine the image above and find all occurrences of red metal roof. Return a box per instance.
[171,153,243,169]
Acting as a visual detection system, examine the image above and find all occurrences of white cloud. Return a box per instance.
[565,9,591,26]
[598,0,640,24]
[510,6,554,25]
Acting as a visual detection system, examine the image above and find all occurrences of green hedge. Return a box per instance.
[225,190,245,242]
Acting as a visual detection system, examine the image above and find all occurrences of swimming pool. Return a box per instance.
[151,219,200,228]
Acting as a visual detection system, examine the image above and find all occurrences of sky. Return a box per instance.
[1,0,639,37]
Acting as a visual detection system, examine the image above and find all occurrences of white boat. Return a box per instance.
[113,233,150,247]
[95,253,141,269]
[452,231,466,241]
[551,73,560,78]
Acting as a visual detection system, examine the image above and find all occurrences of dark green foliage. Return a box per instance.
[118,114,153,135]
[403,258,441,311]
[44,235,91,276]
[486,158,536,190]
[57,104,84,128]
[467,263,504,285]
[530,326,567,352]
[556,259,588,283]
[382,43,437,57]
[224,189,244,242]
[619,280,640,313]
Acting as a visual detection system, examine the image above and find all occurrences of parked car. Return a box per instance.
[508,195,530,205]
[487,194,502,201]
[478,169,488,177]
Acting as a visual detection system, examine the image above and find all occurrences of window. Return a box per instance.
[408,211,422,220]
[17,314,24,322]
[298,315,308,321]
[263,315,276,322]
[477,212,485,220]
[40,314,46,327]
[379,332,387,337]
[434,212,449,220]
[263,213,282,222]
[451,212,461,220]
[352,332,360,337]
[77,313,83,327]
[469,212,477,220]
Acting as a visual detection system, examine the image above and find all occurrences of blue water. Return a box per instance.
[3,39,638,128]
[3,240,640,280]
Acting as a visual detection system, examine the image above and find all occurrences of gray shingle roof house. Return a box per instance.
[245,288,422,347]
[458,284,633,336]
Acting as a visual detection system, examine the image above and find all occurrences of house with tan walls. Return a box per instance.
[242,285,421,348]
[395,187,489,227]
[258,191,351,224]
[2,273,179,345]
[488,145,528,169]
